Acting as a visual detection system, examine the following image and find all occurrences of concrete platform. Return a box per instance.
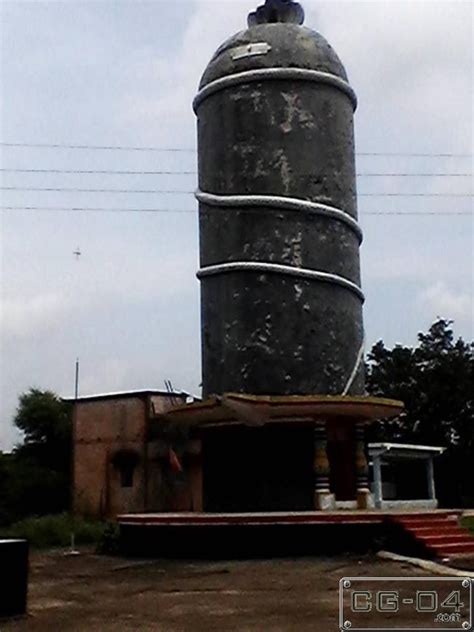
[117,510,461,558]
[118,509,459,526]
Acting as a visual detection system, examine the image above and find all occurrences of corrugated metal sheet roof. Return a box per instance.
[62,389,194,402]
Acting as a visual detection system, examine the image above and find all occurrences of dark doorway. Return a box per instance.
[389,460,429,500]
[202,424,314,512]
[327,423,357,501]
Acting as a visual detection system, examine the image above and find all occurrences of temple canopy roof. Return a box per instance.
[154,393,404,428]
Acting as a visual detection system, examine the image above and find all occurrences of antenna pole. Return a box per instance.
[75,358,80,400]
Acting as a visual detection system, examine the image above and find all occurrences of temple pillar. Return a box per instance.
[372,453,383,509]
[355,422,375,509]
[426,456,436,501]
[188,439,203,512]
[314,421,335,510]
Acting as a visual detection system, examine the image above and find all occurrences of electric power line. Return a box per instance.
[0,142,194,152]
[0,142,472,158]
[0,168,472,177]
[0,205,193,213]
[1,186,197,194]
[0,186,472,198]
[1,205,472,216]
[0,168,197,175]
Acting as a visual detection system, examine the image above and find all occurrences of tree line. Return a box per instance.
[365,319,473,507]
[0,390,72,525]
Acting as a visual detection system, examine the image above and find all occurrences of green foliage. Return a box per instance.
[14,389,70,444]
[14,388,72,473]
[0,388,73,525]
[96,522,120,555]
[0,452,13,524]
[0,513,105,549]
[367,320,473,445]
[366,319,474,506]
[461,516,474,534]
[1,455,70,522]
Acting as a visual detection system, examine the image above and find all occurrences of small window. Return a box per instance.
[120,464,135,488]
[111,448,139,489]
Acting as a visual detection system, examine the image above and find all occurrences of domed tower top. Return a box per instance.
[195,0,355,109]
[247,0,305,26]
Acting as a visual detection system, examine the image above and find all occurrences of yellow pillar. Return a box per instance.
[355,422,374,509]
[314,421,335,510]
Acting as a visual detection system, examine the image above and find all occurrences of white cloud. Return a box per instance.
[77,357,131,397]
[420,282,473,326]
[0,293,71,340]
[114,0,473,158]
[362,232,471,284]
[115,1,256,143]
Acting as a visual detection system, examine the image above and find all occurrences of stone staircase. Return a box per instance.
[389,512,474,559]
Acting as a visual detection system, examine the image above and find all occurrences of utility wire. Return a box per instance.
[0,142,194,152]
[0,168,472,177]
[1,206,472,216]
[1,186,197,194]
[0,142,472,157]
[1,186,472,197]
[0,206,193,213]
[0,168,197,175]
[0,187,474,198]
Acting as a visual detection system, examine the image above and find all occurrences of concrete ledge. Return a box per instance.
[381,500,438,510]
[378,550,473,577]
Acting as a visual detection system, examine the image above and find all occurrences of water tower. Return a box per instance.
[195,0,364,399]
[163,0,402,513]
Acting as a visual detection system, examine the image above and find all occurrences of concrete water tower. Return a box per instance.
[195,0,364,399]
[161,0,403,514]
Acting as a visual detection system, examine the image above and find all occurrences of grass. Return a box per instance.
[461,516,474,534]
[0,513,106,549]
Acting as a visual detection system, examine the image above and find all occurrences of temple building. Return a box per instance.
[73,2,471,560]
[154,0,405,514]
[71,0,406,517]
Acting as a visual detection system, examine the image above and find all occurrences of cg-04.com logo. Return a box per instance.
[339,576,472,631]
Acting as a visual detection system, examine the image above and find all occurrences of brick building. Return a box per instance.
[70,390,196,519]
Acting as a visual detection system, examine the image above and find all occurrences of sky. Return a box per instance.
[0,0,472,450]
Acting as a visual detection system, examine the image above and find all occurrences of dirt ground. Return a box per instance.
[2,549,435,631]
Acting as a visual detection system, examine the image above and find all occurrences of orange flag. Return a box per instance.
[169,447,183,473]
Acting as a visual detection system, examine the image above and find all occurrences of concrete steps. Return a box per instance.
[418,534,474,545]
[410,525,462,535]
[390,512,474,559]
[429,541,474,555]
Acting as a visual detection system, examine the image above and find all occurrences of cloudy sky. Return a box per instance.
[0,0,472,450]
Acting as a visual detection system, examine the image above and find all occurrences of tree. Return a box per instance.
[13,388,72,473]
[15,388,69,443]
[0,389,73,523]
[0,451,13,525]
[366,319,474,506]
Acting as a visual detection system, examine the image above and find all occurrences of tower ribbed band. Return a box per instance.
[193,67,357,112]
[196,190,362,242]
[197,261,365,302]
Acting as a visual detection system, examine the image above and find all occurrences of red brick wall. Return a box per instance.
[147,394,191,512]
[73,393,188,519]
[73,396,147,519]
